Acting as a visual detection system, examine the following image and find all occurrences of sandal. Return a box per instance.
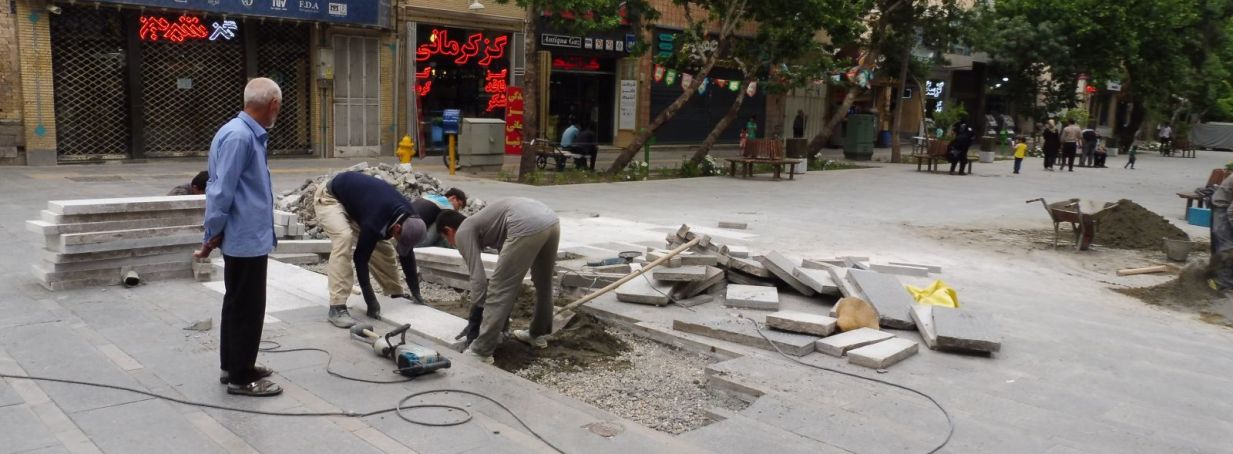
[219,365,274,384]
[226,378,282,397]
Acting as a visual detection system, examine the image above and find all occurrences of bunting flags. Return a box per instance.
[665,69,678,86]
[647,65,781,96]
[653,65,666,82]
[680,73,693,90]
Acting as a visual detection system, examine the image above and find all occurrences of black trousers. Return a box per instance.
[1062,143,1078,171]
[220,255,268,385]
[1044,149,1058,168]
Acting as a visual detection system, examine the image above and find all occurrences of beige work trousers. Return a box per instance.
[313,182,405,307]
[469,223,560,357]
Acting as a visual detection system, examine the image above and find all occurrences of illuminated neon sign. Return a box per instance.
[416,29,508,66]
[484,69,509,112]
[552,56,601,71]
[414,67,433,97]
[139,15,238,43]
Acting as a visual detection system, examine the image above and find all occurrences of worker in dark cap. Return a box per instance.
[313,171,427,328]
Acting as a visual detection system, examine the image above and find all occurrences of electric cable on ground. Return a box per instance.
[0,340,564,454]
[743,316,954,454]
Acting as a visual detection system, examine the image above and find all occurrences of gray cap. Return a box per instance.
[395,217,426,257]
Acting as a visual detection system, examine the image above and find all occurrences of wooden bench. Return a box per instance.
[1177,168,1230,213]
[912,139,949,172]
[1162,138,1198,158]
[724,139,804,180]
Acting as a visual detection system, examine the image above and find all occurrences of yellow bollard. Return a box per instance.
[448,134,457,176]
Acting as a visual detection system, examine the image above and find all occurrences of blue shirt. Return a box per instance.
[561,125,579,147]
[203,112,276,257]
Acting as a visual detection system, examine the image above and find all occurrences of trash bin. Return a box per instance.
[844,114,876,161]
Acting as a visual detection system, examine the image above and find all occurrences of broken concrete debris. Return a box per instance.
[932,306,1002,353]
[909,304,938,349]
[846,269,917,330]
[765,311,837,337]
[724,284,780,310]
[27,195,202,290]
[672,318,817,356]
[847,338,919,369]
[815,327,895,357]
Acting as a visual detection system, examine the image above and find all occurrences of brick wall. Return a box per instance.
[14,0,56,165]
[0,2,22,162]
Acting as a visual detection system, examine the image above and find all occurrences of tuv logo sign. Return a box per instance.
[271,0,287,10]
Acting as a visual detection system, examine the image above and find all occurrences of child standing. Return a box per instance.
[739,127,749,156]
[1124,143,1137,169]
[1013,136,1027,174]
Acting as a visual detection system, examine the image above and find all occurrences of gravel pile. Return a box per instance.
[275,162,486,239]
[517,330,748,434]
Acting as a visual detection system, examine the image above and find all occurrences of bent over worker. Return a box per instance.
[314,171,426,328]
[437,198,560,364]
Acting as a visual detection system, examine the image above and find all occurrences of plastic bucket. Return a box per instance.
[1162,238,1195,262]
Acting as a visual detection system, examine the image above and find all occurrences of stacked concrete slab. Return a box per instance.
[273,210,307,239]
[27,195,206,290]
[413,246,498,290]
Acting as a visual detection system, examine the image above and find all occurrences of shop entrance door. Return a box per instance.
[549,71,614,144]
[333,36,380,157]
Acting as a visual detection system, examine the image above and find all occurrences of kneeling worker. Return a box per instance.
[437,198,560,364]
[314,171,427,328]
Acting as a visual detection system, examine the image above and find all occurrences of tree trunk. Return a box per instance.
[606,53,721,174]
[690,79,751,165]
[890,45,911,163]
[1117,95,1146,150]
[517,14,539,181]
[806,49,881,156]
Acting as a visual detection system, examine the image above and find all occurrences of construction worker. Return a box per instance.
[1209,172,1233,291]
[314,171,427,328]
[169,171,209,196]
[436,198,560,364]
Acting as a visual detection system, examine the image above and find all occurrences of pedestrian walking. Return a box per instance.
[1061,119,1081,172]
[792,110,806,139]
[1159,123,1174,154]
[1093,139,1108,168]
[948,119,974,175]
[1124,143,1137,169]
[1080,122,1098,167]
[1012,136,1027,174]
[197,77,282,397]
[1042,120,1060,171]
[438,198,560,364]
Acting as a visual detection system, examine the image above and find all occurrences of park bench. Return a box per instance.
[1162,137,1198,158]
[724,139,804,180]
[1177,168,1230,214]
[912,139,948,172]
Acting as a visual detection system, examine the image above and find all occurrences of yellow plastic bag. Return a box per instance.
[905,280,959,308]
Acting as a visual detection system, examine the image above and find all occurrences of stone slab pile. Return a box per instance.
[273,210,307,239]
[274,162,486,240]
[27,195,206,290]
[413,246,498,290]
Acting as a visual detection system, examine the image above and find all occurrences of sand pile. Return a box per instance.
[1097,199,1189,249]
[274,162,485,239]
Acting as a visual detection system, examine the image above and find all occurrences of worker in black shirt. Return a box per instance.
[313,172,427,328]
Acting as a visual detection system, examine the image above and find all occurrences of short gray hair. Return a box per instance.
[244,77,282,107]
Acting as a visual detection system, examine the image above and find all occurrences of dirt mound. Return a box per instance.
[1097,199,1189,249]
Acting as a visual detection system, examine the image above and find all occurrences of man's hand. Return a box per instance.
[194,235,223,258]
[454,304,483,348]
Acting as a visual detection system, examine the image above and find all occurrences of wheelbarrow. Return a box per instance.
[1026,198,1119,250]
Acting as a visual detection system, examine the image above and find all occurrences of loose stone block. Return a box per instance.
[932,307,1002,353]
[726,270,775,287]
[274,240,333,254]
[792,267,841,295]
[271,253,322,266]
[869,263,931,277]
[726,245,751,259]
[27,215,204,236]
[847,270,917,330]
[758,251,816,296]
[274,224,288,237]
[646,249,719,267]
[824,265,864,300]
[671,266,725,300]
[560,272,625,289]
[674,294,714,307]
[672,318,817,356]
[726,257,771,278]
[803,258,847,268]
[41,208,205,225]
[909,304,938,349]
[889,261,943,273]
[48,195,205,215]
[815,327,895,357]
[273,210,297,226]
[615,273,674,306]
[847,338,919,369]
[587,263,632,274]
[724,284,780,310]
[765,311,837,337]
[718,221,748,230]
[653,265,709,282]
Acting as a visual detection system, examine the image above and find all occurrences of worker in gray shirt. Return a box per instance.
[436,198,560,364]
[1209,173,1233,290]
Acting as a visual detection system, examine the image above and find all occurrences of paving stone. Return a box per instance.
[825,265,864,300]
[274,224,288,237]
[57,224,202,247]
[758,251,816,296]
[273,210,297,226]
[48,195,206,215]
[670,266,725,300]
[847,338,919,369]
[41,208,205,225]
[39,251,192,273]
[793,267,841,295]
[869,263,931,277]
[815,327,895,357]
[40,245,193,264]
[724,284,780,310]
[586,263,632,274]
[646,249,719,266]
[803,258,847,268]
[34,263,193,290]
[273,239,332,254]
[672,317,817,356]
[726,245,751,258]
[726,270,776,287]
[26,215,204,236]
[270,253,322,266]
[765,311,838,337]
[844,257,870,270]
[615,268,673,306]
[932,307,1002,353]
[846,269,917,329]
[718,221,748,230]
[560,272,624,289]
[0,405,61,453]
[674,294,714,307]
[381,301,470,351]
[420,269,472,290]
[910,303,938,349]
[726,256,771,278]
[51,231,202,254]
[888,261,943,273]
[414,246,499,269]
[652,265,709,282]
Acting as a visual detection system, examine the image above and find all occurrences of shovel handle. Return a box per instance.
[554,236,703,315]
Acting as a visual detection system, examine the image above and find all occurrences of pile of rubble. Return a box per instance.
[274,162,486,239]
[561,224,1003,371]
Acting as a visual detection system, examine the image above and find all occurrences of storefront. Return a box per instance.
[410,25,513,150]
[41,0,387,162]
[538,21,634,144]
[647,29,765,145]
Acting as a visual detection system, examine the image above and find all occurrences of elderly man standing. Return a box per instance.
[436,198,560,364]
[196,78,282,397]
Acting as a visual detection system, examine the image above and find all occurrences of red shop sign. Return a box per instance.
[416,29,509,66]
[505,86,524,155]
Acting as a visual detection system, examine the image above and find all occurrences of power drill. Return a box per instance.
[350,323,452,377]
